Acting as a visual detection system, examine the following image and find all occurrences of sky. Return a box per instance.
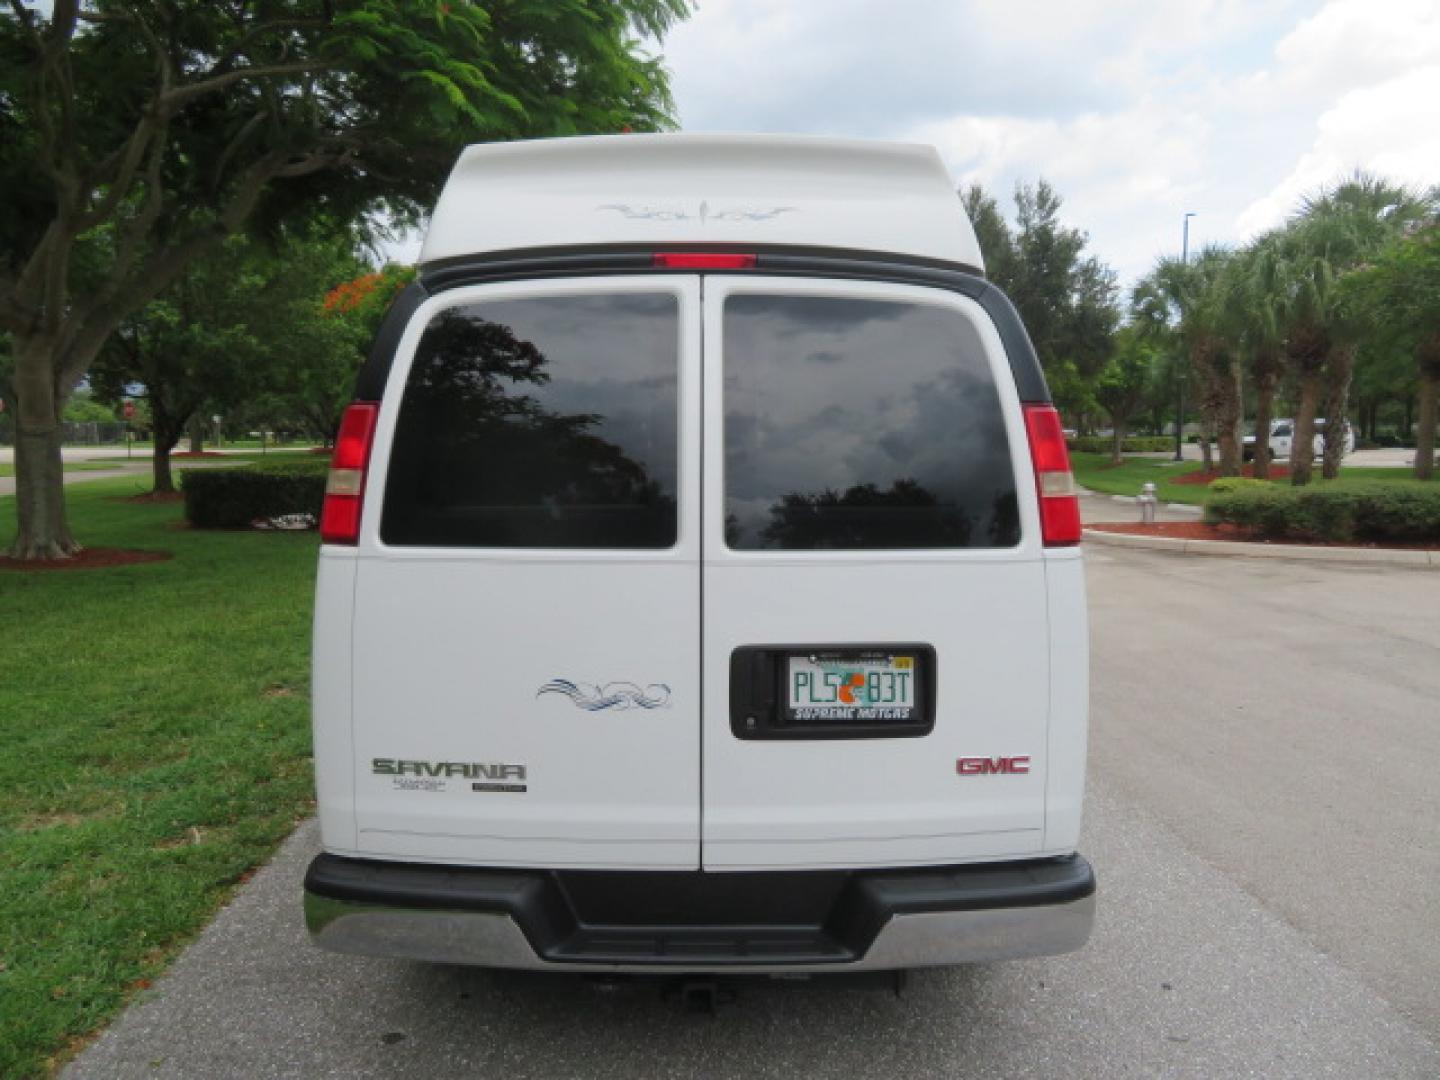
[660,0,1440,291]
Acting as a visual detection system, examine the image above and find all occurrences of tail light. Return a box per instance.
[652,252,756,269]
[1022,403,1082,547]
[320,402,380,545]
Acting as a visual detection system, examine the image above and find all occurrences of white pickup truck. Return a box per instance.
[1244,417,1355,462]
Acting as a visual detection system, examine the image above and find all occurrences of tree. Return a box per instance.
[959,179,1120,423]
[1268,175,1434,484]
[1344,221,1440,480]
[1046,359,1099,434]
[0,0,690,558]
[91,229,369,491]
[1132,247,1242,474]
[1229,235,1288,479]
[298,263,419,440]
[1094,328,1158,465]
[959,184,1017,288]
[61,389,116,424]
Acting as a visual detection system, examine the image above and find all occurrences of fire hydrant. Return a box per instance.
[1138,482,1158,524]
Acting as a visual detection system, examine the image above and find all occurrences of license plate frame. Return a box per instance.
[729,644,937,740]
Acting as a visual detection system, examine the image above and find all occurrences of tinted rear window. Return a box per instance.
[723,295,1019,550]
[381,293,678,548]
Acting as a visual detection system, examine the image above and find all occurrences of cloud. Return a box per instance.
[1272,0,1440,96]
[662,0,1440,288]
[1236,65,1440,235]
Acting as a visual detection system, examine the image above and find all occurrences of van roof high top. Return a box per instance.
[420,133,984,269]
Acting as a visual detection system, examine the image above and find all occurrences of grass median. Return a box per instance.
[1071,452,1437,505]
[0,477,318,1078]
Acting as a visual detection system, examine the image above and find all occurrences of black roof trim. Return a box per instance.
[354,247,1050,404]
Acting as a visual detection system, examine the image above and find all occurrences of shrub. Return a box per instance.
[1209,477,1271,496]
[1205,481,1440,543]
[1066,436,1172,454]
[183,463,327,529]
[248,457,330,476]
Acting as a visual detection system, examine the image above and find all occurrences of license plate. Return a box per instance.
[785,651,918,723]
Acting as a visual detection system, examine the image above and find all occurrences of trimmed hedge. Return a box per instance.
[1066,436,1173,454]
[183,460,328,529]
[1204,481,1440,543]
[1208,477,1271,496]
[248,457,330,476]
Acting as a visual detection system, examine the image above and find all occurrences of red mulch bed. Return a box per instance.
[1171,464,1291,485]
[0,547,173,571]
[1088,521,1437,551]
[310,446,333,455]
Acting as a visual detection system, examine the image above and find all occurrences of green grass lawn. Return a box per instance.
[1071,452,1438,505]
[0,480,318,1078]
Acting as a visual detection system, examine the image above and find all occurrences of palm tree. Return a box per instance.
[1277,175,1436,482]
[1132,246,1241,474]
[1229,234,1289,480]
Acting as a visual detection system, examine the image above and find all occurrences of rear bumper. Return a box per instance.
[304,852,1095,972]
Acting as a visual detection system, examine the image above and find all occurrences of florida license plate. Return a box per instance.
[785,651,918,723]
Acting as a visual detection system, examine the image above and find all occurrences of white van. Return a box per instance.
[303,134,1094,973]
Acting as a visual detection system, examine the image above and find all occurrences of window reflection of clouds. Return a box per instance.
[724,295,1018,550]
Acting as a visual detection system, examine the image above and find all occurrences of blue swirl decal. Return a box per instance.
[536,679,672,711]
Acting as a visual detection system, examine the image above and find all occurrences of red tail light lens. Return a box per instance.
[1022,404,1082,547]
[320,402,380,545]
[652,252,757,269]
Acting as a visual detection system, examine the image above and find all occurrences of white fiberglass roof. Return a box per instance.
[418,133,983,270]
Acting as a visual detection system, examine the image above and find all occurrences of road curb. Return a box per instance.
[1083,528,1438,568]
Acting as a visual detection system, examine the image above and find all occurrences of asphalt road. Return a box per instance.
[66,545,1440,1079]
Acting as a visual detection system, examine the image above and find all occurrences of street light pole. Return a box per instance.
[1173,211,1197,462]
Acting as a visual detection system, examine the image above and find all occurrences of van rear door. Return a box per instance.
[349,277,701,869]
[700,278,1051,870]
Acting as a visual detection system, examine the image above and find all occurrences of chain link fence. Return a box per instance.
[0,420,132,446]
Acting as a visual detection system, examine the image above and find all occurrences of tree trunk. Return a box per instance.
[1416,338,1440,481]
[1320,346,1354,480]
[1197,418,1214,472]
[6,335,80,559]
[1215,359,1244,477]
[1291,372,1323,486]
[153,443,175,494]
[9,425,76,559]
[187,414,204,454]
[1416,373,1437,481]
[1110,419,1125,466]
[1252,375,1277,481]
[149,398,187,494]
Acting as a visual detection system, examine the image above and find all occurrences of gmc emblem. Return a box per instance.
[956,756,1031,776]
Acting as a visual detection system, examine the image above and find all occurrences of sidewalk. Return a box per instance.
[1077,489,1198,525]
